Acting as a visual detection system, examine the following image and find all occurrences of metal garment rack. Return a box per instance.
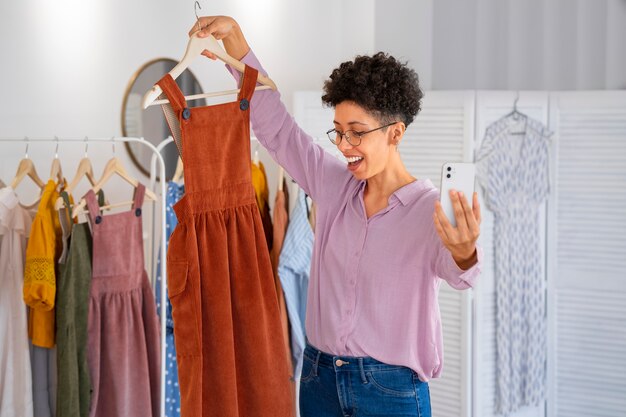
[0,136,169,417]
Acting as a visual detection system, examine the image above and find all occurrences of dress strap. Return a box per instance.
[237,65,259,103]
[84,190,101,226]
[58,191,72,264]
[60,191,72,219]
[157,74,188,113]
[132,183,146,215]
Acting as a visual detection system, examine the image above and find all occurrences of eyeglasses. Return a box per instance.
[326,122,398,146]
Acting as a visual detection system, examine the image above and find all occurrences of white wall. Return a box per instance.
[0,0,371,208]
[374,0,626,91]
[0,0,353,139]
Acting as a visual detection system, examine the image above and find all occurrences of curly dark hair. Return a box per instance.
[322,52,423,127]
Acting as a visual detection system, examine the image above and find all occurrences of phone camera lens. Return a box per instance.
[446,174,451,178]
[447,167,452,172]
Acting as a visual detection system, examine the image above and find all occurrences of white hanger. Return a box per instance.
[253,140,260,165]
[72,139,157,218]
[142,32,277,109]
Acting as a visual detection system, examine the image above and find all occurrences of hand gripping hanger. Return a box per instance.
[141,2,277,109]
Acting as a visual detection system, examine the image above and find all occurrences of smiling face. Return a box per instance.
[333,101,400,181]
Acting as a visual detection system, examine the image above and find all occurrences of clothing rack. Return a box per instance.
[0,136,169,417]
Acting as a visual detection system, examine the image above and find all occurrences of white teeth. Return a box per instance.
[346,156,364,163]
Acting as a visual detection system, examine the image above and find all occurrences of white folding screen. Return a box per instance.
[546,92,626,417]
[404,91,475,417]
[293,90,475,417]
[473,91,550,417]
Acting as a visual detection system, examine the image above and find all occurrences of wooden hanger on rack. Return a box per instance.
[49,137,64,185]
[142,3,276,109]
[10,139,45,190]
[172,157,184,184]
[277,166,285,191]
[72,140,157,217]
[55,138,98,211]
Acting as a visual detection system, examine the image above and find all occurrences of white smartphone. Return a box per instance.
[439,162,476,227]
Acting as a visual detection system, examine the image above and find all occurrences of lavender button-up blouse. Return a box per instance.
[228,50,482,381]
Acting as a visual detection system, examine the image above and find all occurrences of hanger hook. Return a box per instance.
[84,136,89,157]
[24,136,29,159]
[513,91,520,111]
[54,136,60,158]
[194,1,202,33]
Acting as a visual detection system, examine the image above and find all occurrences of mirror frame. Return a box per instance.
[120,57,177,178]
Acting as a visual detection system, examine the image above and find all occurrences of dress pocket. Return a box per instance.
[167,260,200,356]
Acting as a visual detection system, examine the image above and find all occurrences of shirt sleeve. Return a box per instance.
[435,240,483,290]
[226,49,348,203]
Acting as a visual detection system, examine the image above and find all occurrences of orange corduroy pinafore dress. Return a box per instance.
[157,66,294,417]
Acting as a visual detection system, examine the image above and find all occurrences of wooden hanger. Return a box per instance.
[54,139,98,211]
[142,32,277,109]
[277,166,285,191]
[172,157,184,184]
[49,137,64,184]
[10,140,45,190]
[72,155,157,218]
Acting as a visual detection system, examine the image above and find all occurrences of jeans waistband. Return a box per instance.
[304,343,408,372]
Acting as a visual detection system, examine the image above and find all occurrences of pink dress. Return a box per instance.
[84,184,160,417]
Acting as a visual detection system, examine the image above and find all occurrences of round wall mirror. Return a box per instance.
[121,58,206,180]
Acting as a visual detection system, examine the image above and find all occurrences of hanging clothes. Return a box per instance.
[475,113,551,415]
[155,181,185,417]
[24,179,61,348]
[55,191,98,417]
[278,189,314,379]
[269,180,293,381]
[157,65,294,417]
[23,179,62,417]
[84,184,160,417]
[251,160,273,251]
[0,186,35,417]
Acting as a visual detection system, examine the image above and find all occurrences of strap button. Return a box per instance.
[182,108,191,120]
[239,98,249,111]
[135,208,142,217]
[95,215,102,224]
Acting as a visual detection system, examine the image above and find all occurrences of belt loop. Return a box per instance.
[313,350,322,377]
[358,358,367,384]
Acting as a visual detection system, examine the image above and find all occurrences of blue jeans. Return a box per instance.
[299,343,431,417]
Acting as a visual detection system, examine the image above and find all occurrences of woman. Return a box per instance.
[191,16,482,417]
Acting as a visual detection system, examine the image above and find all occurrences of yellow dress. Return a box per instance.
[23,180,62,348]
[251,161,273,250]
